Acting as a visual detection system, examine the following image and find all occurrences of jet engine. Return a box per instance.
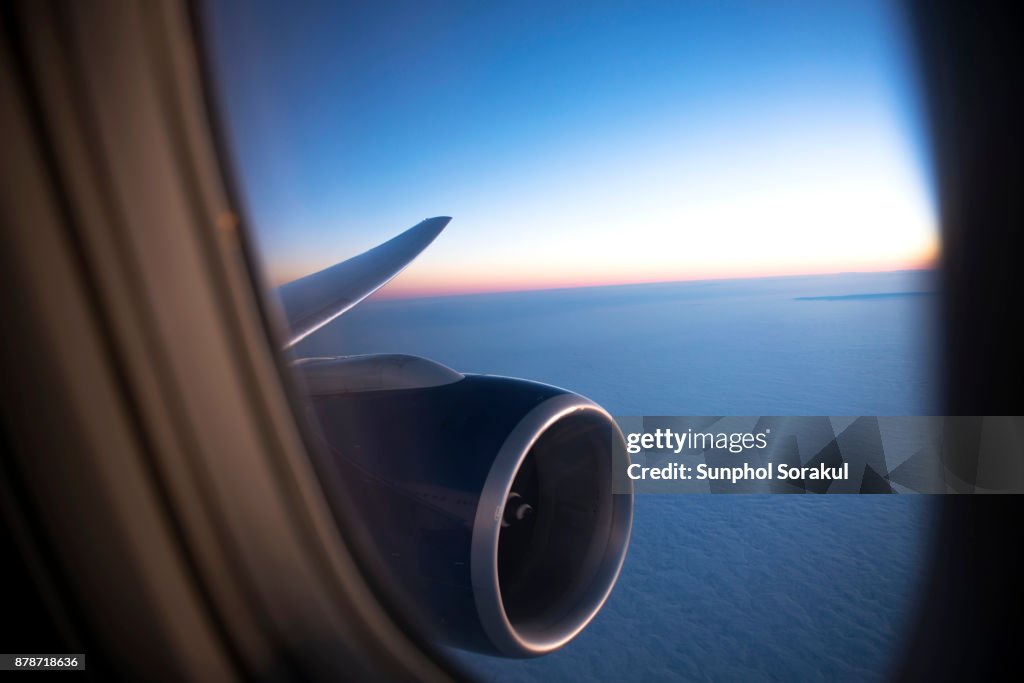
[296,355,633,657]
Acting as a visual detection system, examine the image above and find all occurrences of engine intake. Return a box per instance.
[473,394,632,656]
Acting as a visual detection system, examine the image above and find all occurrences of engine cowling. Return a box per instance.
[297,355,633,657]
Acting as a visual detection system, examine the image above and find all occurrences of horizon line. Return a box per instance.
[368,264,938,302]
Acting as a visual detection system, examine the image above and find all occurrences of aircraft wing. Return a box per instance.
[275,216,450,347]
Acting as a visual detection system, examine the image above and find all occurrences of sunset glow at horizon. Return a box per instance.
[210,0,937,299]
[273,246,938,300]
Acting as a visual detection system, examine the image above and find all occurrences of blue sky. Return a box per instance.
[207,0,935,296]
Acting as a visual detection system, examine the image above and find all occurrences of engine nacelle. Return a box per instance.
[297,355,633,657]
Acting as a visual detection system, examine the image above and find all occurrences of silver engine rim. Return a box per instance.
[469,393,633,656]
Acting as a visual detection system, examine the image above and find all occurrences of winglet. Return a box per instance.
[275,217,450,348]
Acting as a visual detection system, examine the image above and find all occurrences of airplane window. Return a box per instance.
[200,1,937,680]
